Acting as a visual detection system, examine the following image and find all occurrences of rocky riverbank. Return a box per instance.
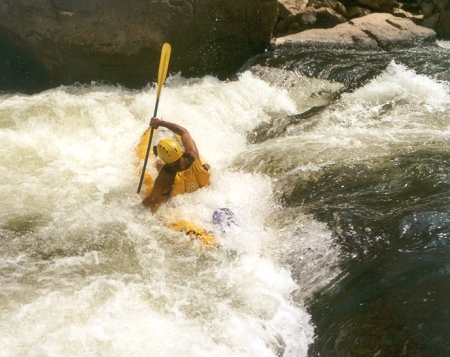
[275,0,449,39]
[0,0,447,92]
[275,13,436,50]
[273,0,443,49]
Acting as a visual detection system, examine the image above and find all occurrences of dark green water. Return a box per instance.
[248,42,450,356]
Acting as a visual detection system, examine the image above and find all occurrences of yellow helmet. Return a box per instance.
[157,138,183,163]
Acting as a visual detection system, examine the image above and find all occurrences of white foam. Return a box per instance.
[347,60,449,111]
[437,40,450,50]
[0,75,316,356]
[238,61,450,175]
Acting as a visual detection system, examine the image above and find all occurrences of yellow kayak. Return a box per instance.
[136,128,218,248]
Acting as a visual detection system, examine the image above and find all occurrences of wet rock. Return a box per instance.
[0,0,278,88]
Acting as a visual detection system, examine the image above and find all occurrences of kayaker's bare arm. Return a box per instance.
[142,170,173,211]
[150,117,202,163]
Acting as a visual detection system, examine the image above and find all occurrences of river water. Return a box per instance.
[1,41,449,356]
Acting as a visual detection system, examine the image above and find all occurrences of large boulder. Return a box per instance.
[278,0,309,18]
[275,13,436,50]
[340,0,399,12]
[278,0,349,18]
[0,0,278,88]
[275,6,347,36]
[418,0,450,38]
[439,9,450,37]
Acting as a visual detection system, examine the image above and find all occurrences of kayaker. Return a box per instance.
[142,117,210,211]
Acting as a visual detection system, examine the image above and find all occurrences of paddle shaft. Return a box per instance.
[137,44,171,193]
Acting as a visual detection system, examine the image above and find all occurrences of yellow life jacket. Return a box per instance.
[170,155,210,196]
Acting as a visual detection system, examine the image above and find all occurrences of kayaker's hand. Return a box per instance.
[150,117,162,129]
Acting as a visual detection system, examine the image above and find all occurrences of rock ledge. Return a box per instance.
[275,13,437,50]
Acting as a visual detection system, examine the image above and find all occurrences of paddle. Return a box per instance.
[137,43,171,194]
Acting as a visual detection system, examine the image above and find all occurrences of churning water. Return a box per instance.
[1,41,450,356]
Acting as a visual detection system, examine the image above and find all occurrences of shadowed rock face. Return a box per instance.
[0,0,278,88]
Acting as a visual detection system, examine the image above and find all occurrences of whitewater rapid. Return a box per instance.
[0,73,330,357]
[1,55,449,356]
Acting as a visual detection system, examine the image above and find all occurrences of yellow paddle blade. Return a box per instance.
[157,43,171,100]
